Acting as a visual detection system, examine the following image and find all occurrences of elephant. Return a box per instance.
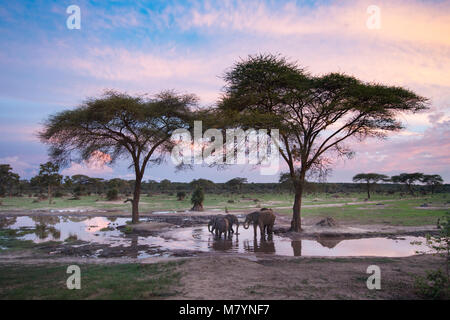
[224,214,239,235]
[208,215,230,239]
[207,215,224,234]
[243,208,276,238]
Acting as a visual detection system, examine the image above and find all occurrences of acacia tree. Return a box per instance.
[352,173,389,199]
[0,164,20,197]
[35,162,63,204]
[219,54,428,231]
[39,90,197,223]
[225,177,248,193]
[190,179,216,192]
[391,172,424,196]
[421,174,444,194]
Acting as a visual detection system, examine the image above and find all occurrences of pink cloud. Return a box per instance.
[336,120,450,177]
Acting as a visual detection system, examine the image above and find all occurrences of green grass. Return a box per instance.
[0,262,184,299]
[277,193,449,226]
[0,192,448,226]
[0,229,61,251]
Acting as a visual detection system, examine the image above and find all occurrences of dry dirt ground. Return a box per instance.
[170,254,444,300]
[0,251,443,300]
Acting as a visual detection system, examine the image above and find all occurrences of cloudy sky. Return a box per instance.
[0,0,449,183]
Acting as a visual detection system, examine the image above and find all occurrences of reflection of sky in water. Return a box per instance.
[159,226,432,257]
[5,216,433,257]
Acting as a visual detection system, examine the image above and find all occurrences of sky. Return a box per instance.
[0,0,449,183]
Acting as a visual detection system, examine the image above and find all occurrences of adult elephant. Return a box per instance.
[243,208,275,238]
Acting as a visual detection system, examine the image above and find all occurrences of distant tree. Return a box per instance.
[225,177,248,193]
[176,191,186,201]
[0,164,20,197]
[71,174,90,195]
[63,176,73,193]
[35,162,63,204]
[160,179,172,193]
[107,178,130,194]
[39,90,197,223]
[352,173,389,199]
[106,188,119,201]
[191,187,205,211]
[421,174,444,194]
[279,171,295,193]
[218,54,428,231]
[190,179,216,192]
[90,178,105,195]
[279,170,315,194]
[391,173,424,196]
[147,180,158,192]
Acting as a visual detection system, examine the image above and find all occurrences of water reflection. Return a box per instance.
[244,238,276,254]
[291,240,302,256]
[316,237,342,249]
[0,215,434,258]
[0,216,17,228]
[34,224,61,240]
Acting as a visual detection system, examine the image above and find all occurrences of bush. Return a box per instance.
[415,269,449,299]
[191,187,204,211]
[176,191,186,201]
[54,191,64,198]
[106,189,119,201]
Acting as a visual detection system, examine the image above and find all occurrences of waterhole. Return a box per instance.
[0,216,433,258]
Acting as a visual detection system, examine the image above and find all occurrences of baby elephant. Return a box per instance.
[224,214,239,235]
[243,208,276,238]
[208,215,230,239]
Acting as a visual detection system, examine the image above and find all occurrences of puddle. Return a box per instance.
[0,216,434,258]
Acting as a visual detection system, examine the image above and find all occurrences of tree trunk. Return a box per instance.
[132,178,141,224]
[48,185,52,204]
[407,184,414,196]
[367,182,370,199]
[291,184,303,232]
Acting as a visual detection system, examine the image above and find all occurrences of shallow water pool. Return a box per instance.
[0,216,433,258]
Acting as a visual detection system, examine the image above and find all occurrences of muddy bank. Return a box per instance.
[273,224,441,240]
[171,254,445,299]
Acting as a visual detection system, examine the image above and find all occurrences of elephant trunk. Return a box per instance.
[243,220,249,229]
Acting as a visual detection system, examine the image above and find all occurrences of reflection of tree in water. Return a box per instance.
[128,234,139,259]
[316,237,342,249]
[0,216,17,228]
[30,216,61,240]
[31,216,60,225]
[34,224,61,240]
[244,238,276,254]
[291,240,302,256]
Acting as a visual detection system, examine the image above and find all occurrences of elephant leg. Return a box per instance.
[253,223,258,238]
[259,223,265,239]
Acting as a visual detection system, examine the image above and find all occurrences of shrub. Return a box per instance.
[106,189,119,201]
[176,191,186,201]
[191,187,204,211]
[415,269,449,299]
[54,191,64,198]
